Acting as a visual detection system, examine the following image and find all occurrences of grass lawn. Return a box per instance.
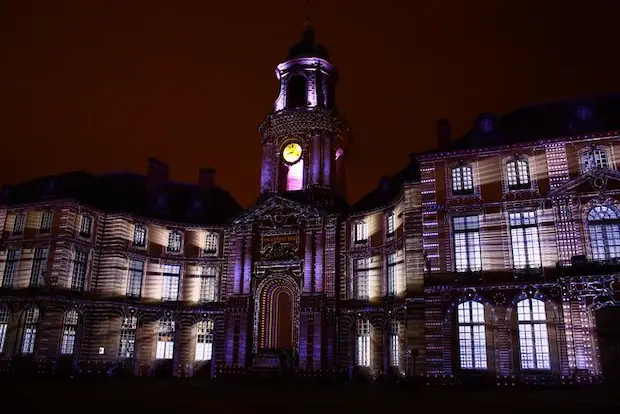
[2,378,619,412]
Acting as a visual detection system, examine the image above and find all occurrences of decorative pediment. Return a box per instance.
[549,169,620,196]
[232,195,322,229]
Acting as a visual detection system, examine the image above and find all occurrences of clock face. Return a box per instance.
[282,142,302,164]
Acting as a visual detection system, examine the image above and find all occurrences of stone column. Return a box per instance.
[311,134,321,185]
[233,238,243,294]
[322,136,332,187]
[314,232,324,293]
[304,231,313,293]
[242,236,252,295]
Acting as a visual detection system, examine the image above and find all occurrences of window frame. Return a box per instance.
[356,319,371,367]
[451,164,475,196]
[60,310,79,356]
[161,263,181,301]
[199,266,218,303]
[166,230,183,254]
[132,224,147,248]
[21,306,40,355]
[12,213,25,236]
[1,249,20,288]
[508,210,542,270]
[586,204,620,262]
[78,213,93,238]
[203,232,219,256]
[119,316,138,360]
[353,258,369,300]
[39,210,53,234]
[29,246,50,287]
[126,258,145,298]
[452,215,482,273]
[70,250,89,292]
[505,157,532,191]
[155,318,175,360]
[581,145,611,174]
[516,298,551,371]
[195,320,214,361]
[353,221,368,244]
[457,300,488,370]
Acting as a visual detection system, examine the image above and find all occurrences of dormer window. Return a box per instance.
[132,224,147,247]
[39,210,53,233]
[12,213,25,235]
[451,164,474,195]
[167,230,182,253]
[581,146,610,173]
[506,158,531,191]
[78,214,92,237]
[354,221,368,243]
[386,212,395,238]
[204,232,219,256]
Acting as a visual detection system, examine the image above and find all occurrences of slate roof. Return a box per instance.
[0,171,243,226]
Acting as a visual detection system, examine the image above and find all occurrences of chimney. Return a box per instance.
[199,167,216,190]
[437,118,451,150]
[146,157,169,191]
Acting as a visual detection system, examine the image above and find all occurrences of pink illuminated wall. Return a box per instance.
[286,160,304,191]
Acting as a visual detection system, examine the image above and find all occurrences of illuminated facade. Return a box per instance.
[1,25,619,384]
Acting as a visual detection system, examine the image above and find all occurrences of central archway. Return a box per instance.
[255,276,299,352]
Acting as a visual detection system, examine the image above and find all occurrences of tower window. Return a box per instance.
[286,159,304,191]
[286,75,307,108]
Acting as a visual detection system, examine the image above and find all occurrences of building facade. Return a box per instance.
[1,26,619,384]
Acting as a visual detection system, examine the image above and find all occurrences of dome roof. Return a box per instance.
[287,25,329,61]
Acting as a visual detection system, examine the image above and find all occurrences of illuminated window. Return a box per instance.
[354,258,369,300]
[387,253,397,295]
[167,230,182,253]
[0,306,9,353]
[132,224,147,247]
[286,159,304,191]
[60,310,79,355]
[509,211,541,269]
[457,301,487,370]
[356,319,371,367]
[506,159,531,190]
[204,232,219,255]
[126,259,144,297]
[517,298,550,370]
[29,247,49,287]
[2,249,20,288]
[581,147,609,173]
[199,266,217,302]
[453,215,482,272]
[119,316,137,359]
[587,205,620,261]
[354,221,367,243]
[195,320,214,361]
[39,210,53,233]
[452,165,474,195]
[156,318,175,360]
[12,213,25,235]
[78,214,92,237]
[386,212,395,236]
[162,264,180,301]
[389,320,400,367]
[21,306,39,355]
[70,251,88,292]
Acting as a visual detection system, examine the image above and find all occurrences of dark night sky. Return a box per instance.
[1,1,620,207]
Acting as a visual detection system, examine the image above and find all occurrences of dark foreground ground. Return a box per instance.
[3,378,619,412]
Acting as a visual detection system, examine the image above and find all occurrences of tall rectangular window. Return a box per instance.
[386,212,395,237]
[126,259,144,297]
[78,214,92,237]
[199,266,217,302]
[29,247,49,287]
[21,307,39,355]
[354,222,367,243]
[156,319,175,360]
[13,213,25,235]
[132,225,146,247]
[2,249,20,288]
[387,253,397,295]
[167,230,182,253]
[354,258,369,300]
[0,307,9,353]
[517,298,551,370]
[204,232,219,255]
[119,316,137,359]
[509,211,542,269]
[195,320,214,361]
[452,165,474,195]
[39,211,53,233]
[506,159,531,190]
[60,310,79,355]
[453,215,482,272]
[457,301,487,370]
[70,251,88,291]
[389,320,400,367]
[356,319,371,367]
[162,264,180,301]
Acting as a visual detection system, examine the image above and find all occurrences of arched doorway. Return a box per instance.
[255,277,298,351]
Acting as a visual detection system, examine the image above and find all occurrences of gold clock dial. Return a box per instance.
[282,142,302,163]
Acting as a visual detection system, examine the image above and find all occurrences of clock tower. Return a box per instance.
[259,22,348,198]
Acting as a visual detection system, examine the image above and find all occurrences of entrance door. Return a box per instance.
[274,290,293,349]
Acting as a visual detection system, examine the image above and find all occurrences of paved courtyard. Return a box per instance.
[3,378,619,412]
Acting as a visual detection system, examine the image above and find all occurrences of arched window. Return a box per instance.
[119,316,137,359]
[452,165,474,195]
[581,147,610,173]
[506,158,531,190]
[457,301,487,370]
[21,306,39,355]
[156,318,175,360]
[356,319,371,367]
[286,159,304,191]
[60,310,79,355]
[0,305,9,353]
[587,205,620,261]
[195,320,214,361]
[517,298,550,370]
[286,75,307,108]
